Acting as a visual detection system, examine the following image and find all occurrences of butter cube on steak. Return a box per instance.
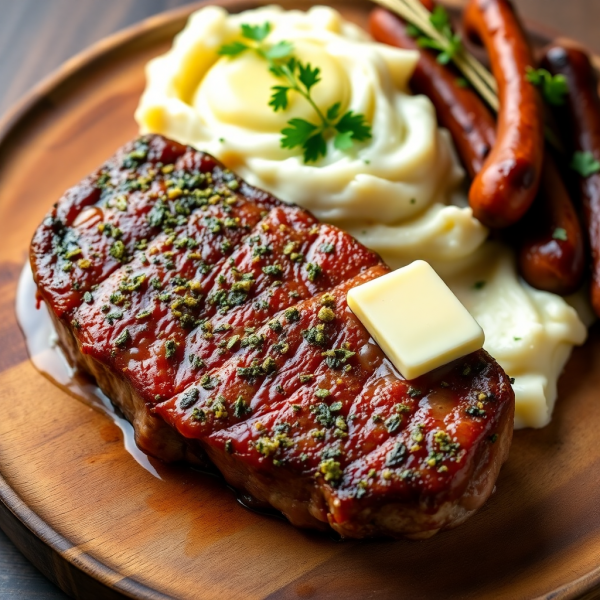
[30,135,514,539]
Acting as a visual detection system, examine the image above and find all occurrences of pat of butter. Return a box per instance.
[347,261,485,380]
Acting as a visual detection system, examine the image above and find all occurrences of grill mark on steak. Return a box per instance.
[31,134,515,539]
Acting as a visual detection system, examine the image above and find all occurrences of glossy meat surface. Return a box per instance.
[31,135,515,538]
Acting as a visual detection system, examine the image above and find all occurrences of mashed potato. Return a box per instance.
[136,4,588,429]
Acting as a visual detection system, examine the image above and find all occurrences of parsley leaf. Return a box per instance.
[281,119,319,150]
[241,22,272,42]
[264,40,294,61]
[218,41,249,57]
[571,151,600,178]
[327,102,342,122]
[430,6,450,31]
[334,131,355,151]
[303,133,328,163]
[525,67,568,106]
[417,33,462,65]
[336,111,373,142]
[298,62,321,92]
[269,86,290,112]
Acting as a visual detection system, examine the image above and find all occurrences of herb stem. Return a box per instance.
[278,63,330,129]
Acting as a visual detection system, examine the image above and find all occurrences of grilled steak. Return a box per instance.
[31,135,514,539]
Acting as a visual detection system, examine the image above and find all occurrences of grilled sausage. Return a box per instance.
[463,0,544,228]
[518,153,586,295]
[542,45,600,313]
[370,6,584,295]
[369,7,496,179]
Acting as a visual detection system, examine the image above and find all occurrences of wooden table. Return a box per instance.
[0,0,598,598]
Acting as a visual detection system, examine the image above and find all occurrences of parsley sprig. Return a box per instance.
[218,22,372,163]
[408,7,463,65]
[571,151,600,178]
[525,67,568,106]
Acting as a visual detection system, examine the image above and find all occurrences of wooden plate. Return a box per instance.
[2,1,600,598]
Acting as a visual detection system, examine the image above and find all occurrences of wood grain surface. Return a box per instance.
[1,1,600,599]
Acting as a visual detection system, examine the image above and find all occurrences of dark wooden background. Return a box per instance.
[0,0,598,598]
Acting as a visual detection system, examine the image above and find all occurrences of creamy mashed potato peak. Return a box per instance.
[136,4,588,429]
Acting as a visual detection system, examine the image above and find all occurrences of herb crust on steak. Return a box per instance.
[31,135,514,539]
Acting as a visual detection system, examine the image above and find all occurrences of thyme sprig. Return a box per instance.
[408,6,462,66]
[218,22,372,163]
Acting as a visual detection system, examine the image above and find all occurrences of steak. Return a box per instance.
[31,135,514,539]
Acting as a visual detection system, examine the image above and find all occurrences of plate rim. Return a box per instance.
[1,1,599,599]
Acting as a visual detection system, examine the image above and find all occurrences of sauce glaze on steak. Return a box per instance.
[31,135,514,539]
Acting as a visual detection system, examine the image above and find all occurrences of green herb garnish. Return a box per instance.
[415,7,462,65]
[571,151,600,178]
[525,67,568,106]
[218,22,372,163]
[552,227,568,241]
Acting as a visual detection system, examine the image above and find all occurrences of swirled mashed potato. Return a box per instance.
[136,4,587,428]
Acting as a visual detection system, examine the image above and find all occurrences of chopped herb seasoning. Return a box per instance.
[466,406,486,417]
[109,241,127,262]
[320,293,335,307]
[262,356,278,374]
[385,414,402,434]
[302,324,328,347]
[83,292,93,304]
[319,459,342,484]
[318,307,335,322]
[299,373,314,383]
[226,335,240,350]
[106,311,123,325]
[233,396,252,418]
[552,227,568,241]
[285,307,300,322]
[268,319,283,333]
[386,442,407,467]
[322,348,355,369]
[263,264,283,276]
[274,341,290,354]
[314,388,331,399]
[310,402,335,428]
[180,387,200,410]
[212,396,228,419]
[192,407,207,422]
[306,262,322,282]
[320,243,335,253]
[241,333,265,349]
[189,354,206,369]
[165,339,177,359]
[114,329,131,348]
[200,374,217,390]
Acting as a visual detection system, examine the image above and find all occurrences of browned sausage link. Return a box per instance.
[518,153,586,295]
[369,6,583,295]
[463,0,544,229]
[369,8,496,179]
[543,45,600,313]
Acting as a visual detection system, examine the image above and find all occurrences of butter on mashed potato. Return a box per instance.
[136,4,588,429]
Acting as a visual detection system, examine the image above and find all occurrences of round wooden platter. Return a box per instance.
[2,1,600,598]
